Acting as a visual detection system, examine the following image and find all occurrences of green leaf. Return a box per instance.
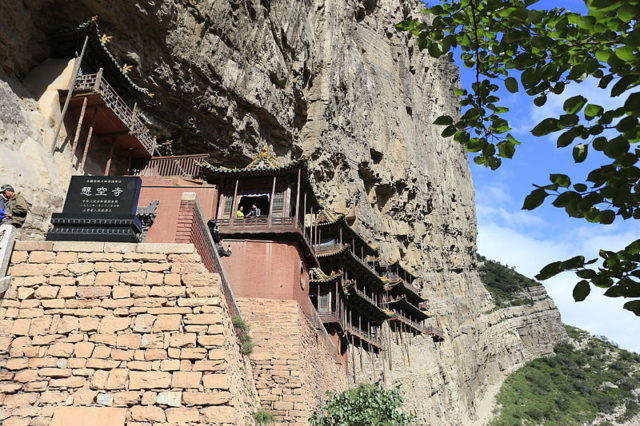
[536,261,564,280]
[615,46,635,61]
[557,129,577,148]
[584,104,604,120]
[568,14,595,29]
[531,118,560,136]
[563,95,588,114]
[505,77,519,93]
[563,255,585,269]
[595,49,612,62]
[433,115,454,126]
[572,144,588,163]
[573,183,588,192]
[617,4,638,22]
[522,188,548,210]
[623,92,640,112]
[497,140,516,159]
[626,239,640,255]
[623,300,640,316]
[603,137,630,159]
[550,174,571,187]
[573,280,591,302]
[441,125,457,138]
[534,95,547,107]
[599,210,615,224]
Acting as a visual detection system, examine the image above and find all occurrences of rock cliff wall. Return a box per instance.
[0,0,566,423]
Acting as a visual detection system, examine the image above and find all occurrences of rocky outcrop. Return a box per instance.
[0,0,567,423]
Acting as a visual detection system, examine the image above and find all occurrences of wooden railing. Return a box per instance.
[131,154,209,178]
[217,216,296,227]
[392,312,427,334]
[343,323,383,348]
[74,72,157,155]
[350,286,381,311]
[386,273,422,296]
[424,325,445,340]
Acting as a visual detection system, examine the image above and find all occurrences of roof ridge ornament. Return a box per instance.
[245,144,280,169]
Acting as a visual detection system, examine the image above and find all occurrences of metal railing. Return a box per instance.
[131,154,209,178]
[74,72,157,155]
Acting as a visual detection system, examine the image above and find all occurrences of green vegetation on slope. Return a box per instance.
[491,326,640,425]
[478,255,538,307]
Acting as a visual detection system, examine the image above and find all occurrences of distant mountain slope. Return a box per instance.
[478,255,539,308]
[491,326,640,425]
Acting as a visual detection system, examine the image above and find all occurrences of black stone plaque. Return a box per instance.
[46,176,143,243]
[63,176,141,215]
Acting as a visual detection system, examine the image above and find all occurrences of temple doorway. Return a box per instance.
[239,195,270,217]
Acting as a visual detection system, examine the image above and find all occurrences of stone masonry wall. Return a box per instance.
[237,298,348,425]
[0,241,258,425]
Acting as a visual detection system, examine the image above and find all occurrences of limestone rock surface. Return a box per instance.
[0,0,567,423]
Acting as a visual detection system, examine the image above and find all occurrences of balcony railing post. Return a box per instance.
[94,68,103,92]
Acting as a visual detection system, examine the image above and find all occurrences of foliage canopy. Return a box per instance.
[398,0,640,314]
[309,383,417,426]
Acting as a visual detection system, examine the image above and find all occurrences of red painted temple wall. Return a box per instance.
[221,239,314,315]
[138,176,218,243]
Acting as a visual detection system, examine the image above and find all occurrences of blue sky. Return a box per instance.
[445,0,640,352]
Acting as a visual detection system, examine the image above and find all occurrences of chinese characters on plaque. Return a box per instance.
[47,176,143,243]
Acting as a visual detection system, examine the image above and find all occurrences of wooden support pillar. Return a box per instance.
[79,107,99,171]
[268,176,276,225]
[94,68,104,91]
[231,179,239,225]
[71,97,88,157]
[294,168,301,223]
[126,148,133,175]
[303,191,307,235]
[104,139,116,176]
[340,226,343,245]
[50,35,88,155]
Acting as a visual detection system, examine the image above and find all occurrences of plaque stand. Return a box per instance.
[46,176,145,243]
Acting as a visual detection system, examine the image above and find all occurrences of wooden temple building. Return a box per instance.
[310,211,444,350]
[51,19,158,175]
[200,148,321,316]
[42,18,443,373]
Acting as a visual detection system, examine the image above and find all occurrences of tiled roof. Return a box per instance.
[53,19,150,96]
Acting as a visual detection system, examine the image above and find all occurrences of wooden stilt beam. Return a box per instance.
[79,107,99,171]
[50,35,88,155]
[268,176,276,225]
[71,97,88,158]
[294,168,301,224]
[231,179,239,225]
[104,140,116,176]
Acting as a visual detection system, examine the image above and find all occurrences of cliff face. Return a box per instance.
[0,0,566,423]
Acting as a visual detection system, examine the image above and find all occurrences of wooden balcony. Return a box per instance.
[218,215,317,266]
[130,154,209,178]
[343,323,383,350]
[68,71,157,157]
[390,312,428,334]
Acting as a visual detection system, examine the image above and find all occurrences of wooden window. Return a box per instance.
[318,289,331,314]
[223,195,233,219]
[272,191,285,217]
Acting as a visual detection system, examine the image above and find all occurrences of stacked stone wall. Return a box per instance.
[238,298,348,425]
[0,241,257,425]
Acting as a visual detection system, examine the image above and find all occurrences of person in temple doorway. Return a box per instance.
[1,184,29,228]
[236,205,245,218]
[246,203,261,217]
